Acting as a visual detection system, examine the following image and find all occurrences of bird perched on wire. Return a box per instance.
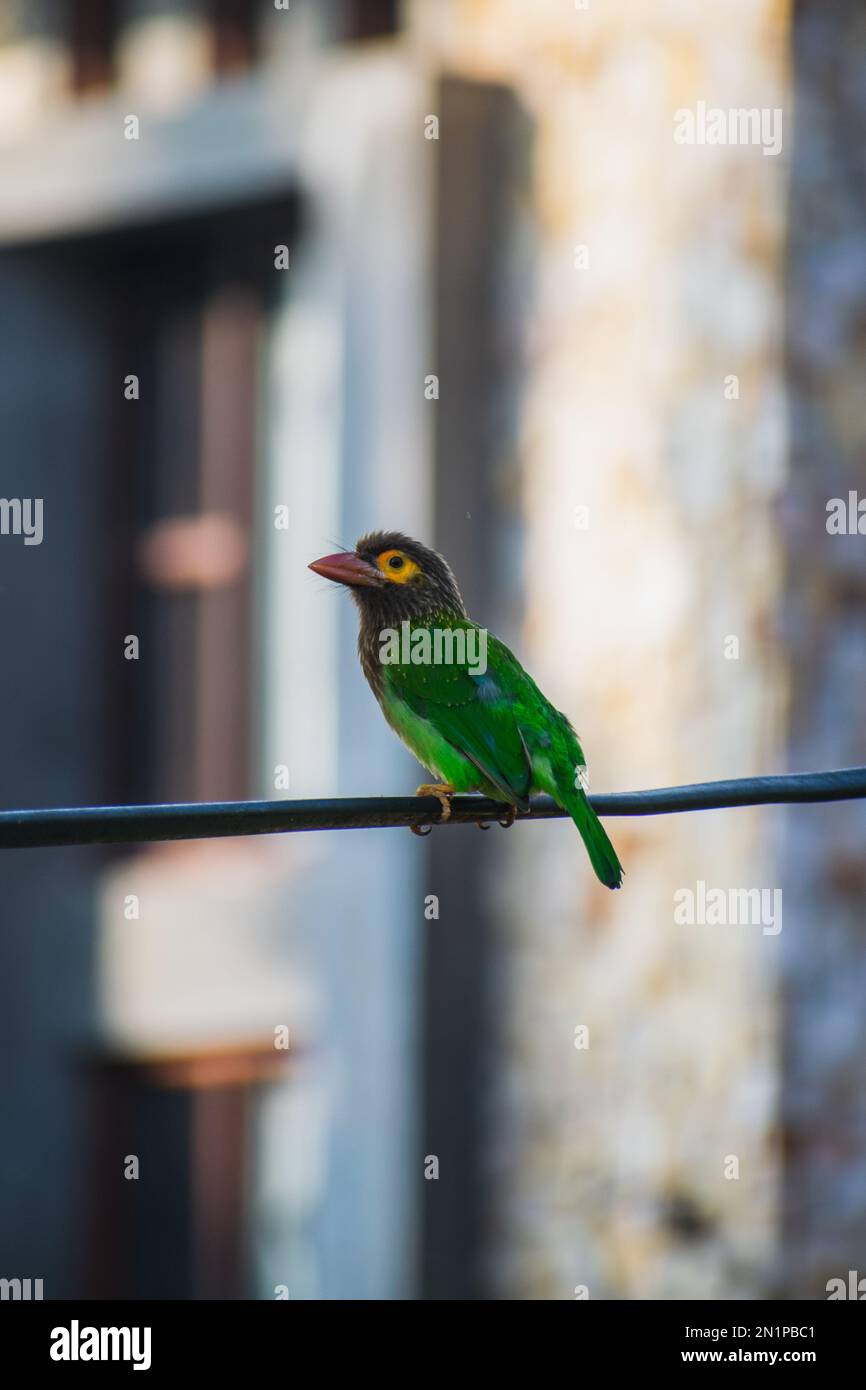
[309,531,623,888]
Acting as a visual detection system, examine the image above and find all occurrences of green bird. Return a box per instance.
[309,532,623,889]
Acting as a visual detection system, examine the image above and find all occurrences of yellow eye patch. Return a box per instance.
[376,549,421,584]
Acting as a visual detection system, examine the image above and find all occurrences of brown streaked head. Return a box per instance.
[309,531,466,625]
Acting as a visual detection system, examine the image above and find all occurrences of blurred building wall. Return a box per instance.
[0,1,427,1299]
[781,0,866,1298]
[410,0,791,1298]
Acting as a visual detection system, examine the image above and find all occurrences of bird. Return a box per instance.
[309,531,623,889]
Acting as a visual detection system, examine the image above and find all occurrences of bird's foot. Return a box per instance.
[411,783,456,836]
[477,802,517,830]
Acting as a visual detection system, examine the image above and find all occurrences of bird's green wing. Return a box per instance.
[381,622,536,808]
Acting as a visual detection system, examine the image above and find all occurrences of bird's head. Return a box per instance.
[309,531,466,625]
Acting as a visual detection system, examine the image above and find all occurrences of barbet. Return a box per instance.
[309,532,623,889]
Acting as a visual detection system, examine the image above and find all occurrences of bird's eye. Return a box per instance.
[378,548,420,581]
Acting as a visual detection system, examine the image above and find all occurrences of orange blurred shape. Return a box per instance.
[137,512,248,591]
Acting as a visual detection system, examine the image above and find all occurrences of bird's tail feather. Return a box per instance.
[561,787,623,890]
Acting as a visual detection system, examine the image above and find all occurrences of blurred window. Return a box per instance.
[51,197,298,805]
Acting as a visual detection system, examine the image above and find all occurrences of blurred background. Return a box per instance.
[0,0,864,1301]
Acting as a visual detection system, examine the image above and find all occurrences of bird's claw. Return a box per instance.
[476,803,517,830]
[411,785,517,834]
[411,784,455,836]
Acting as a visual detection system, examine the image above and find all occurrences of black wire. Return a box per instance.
[0,767,864,849]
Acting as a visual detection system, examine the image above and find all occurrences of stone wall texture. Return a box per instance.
[411,0,797,1298]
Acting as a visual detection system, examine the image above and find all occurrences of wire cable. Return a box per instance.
[0,767,864,848]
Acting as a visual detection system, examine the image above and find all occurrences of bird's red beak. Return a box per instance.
[308,550,383,588]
